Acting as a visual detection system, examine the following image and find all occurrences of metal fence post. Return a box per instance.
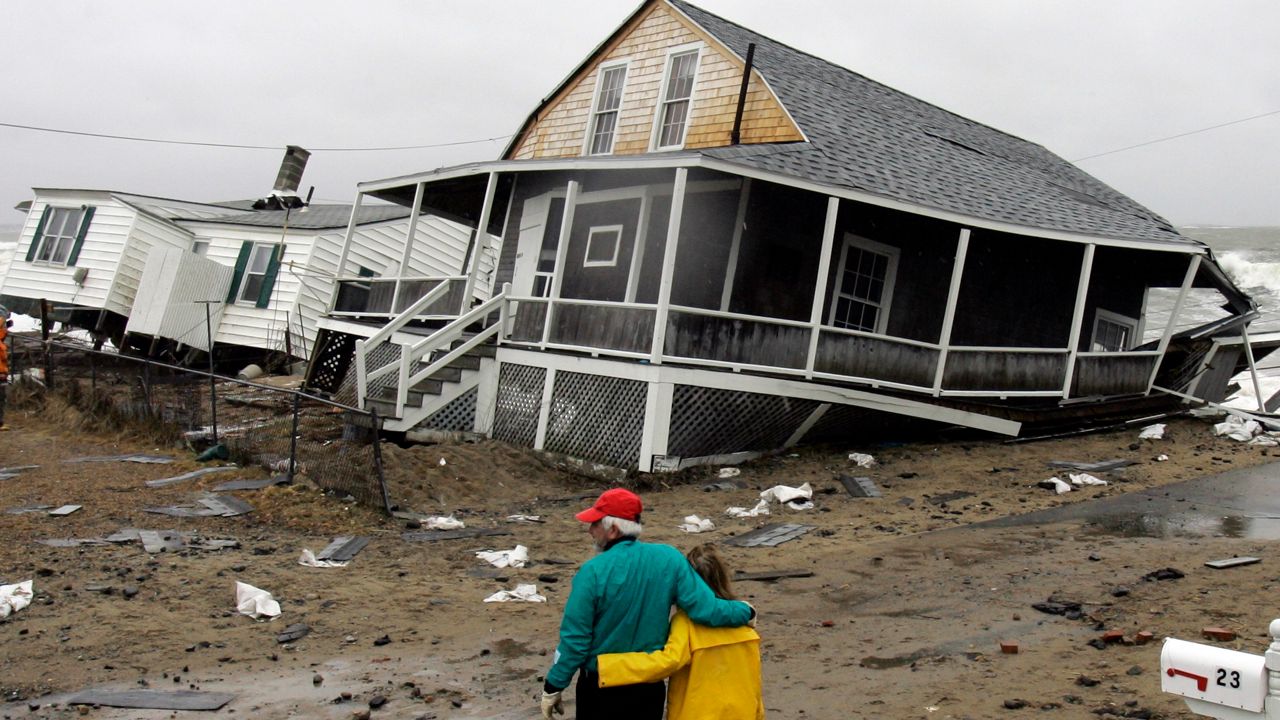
[40,299,53,390]
[90,351,96,395]
[288,392,301,483]
[369,407,390,514]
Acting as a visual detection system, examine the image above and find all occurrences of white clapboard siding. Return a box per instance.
[126,246,233,351]
[2,193,135,314]
[106,210,194,315]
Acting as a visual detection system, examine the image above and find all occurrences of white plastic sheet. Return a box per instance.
[1214,415,1261,442]
[1045,477,1072,494]
[1138,423,1166,440]
[678,515,715,533]
[717,467,740,479]
[476,545,529,568]
[725,499,770,518]
[848,453,876,468]
[1069,472,1107,487]
[235,581,281,618]
[298,549,348,568]
[483,583,546,603]
[0,580,33,619]
[760,482,814,509]
[422,516,465,530]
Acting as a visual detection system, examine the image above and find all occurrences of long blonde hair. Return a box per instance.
[687,544,736,600]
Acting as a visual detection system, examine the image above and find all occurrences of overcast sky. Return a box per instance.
[3,0,1278,229]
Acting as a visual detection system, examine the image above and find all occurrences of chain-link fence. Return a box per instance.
[7,333,390,511]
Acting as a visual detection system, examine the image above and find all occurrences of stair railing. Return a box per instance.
[391,287,508,417]
[354,279,458,406]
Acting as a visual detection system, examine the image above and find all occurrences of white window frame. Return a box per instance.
[238,242,276,304]
[33,206,89,266]
[650,43,702,151]
[1090,308,1138,352]
[827,233,899,334]
[583,60,630,156]
[583,225,623,268]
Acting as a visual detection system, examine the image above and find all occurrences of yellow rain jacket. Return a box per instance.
[597,610,764,720]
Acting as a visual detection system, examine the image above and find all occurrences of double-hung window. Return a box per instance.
[1091,309,1137,352]
[586,63,627,155]
[654,48,699,150]
[829,235,899,334]
[28,206,95,266]
[226,240,282,308]
[239,243,276,303]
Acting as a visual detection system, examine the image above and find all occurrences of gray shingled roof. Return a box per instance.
[185,204,409,230]
[670,0,1191,245]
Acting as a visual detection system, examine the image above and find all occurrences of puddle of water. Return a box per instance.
[1084,512,1280,540]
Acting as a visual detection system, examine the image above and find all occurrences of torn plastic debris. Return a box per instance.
[1138,423,1166,440]
[504,514,543,524]
[1214,415,1260,442]
[476,545,529,569]
[1039,477,1072,494]
[422,516,465,530]
[848,453,876,468]
[726,499,770,518]
[1250,433,1280,447]
[717,467,740,479]
[678,515,715,533]
[483,583,546,603]
[1069,473,1107,487]
[235,581,281,618]
[298,549,348,568]
[1155,454,1169,462]
[0,580,33,619]
[760,482,814,510]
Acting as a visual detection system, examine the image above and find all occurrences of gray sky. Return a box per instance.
[3,0,1278,228]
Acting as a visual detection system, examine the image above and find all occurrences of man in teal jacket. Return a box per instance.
[540,488,754,719]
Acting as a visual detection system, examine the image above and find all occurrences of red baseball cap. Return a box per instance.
[575,488,643,523]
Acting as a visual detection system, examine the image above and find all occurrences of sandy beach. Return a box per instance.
[1,397,1277,719]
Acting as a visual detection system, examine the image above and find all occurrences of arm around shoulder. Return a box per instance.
[597,612,693,687]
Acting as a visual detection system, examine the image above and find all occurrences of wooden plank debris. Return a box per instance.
[837,475,881,498]
[65,454,175,464]
[1046,459,1137,472]
[212,476,287,492]
[197,496,254,517]
[38,538,109,547]
[48,505,83,516]
[402,528,513,542]
[733,569,815,582]
[0,465,39,475]
[1204,556,1260,569]
[723,523,814,548]
[146,466,239,488]
[926,491,973,506]
[316,536,370,562]
[6,504,53,515]
[65,690,235,711]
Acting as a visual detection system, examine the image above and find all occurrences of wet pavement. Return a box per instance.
[978,460,1280,539]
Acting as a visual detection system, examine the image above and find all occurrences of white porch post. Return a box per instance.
[624,187,653,303]
[1241,324,1267,412]
[461,172,499,314]
[1061,243,1096,398]
[533,368,557,450]
[719,178,752,311]
[329,191,364,312]
[391,182,425,314]
[542,180,579,347]
[805,196,840,378]
[651,168,688,364]
[932,228,971,395]
[473,358,500,435]
[1146,254,1202,392]
[638,380,674,472]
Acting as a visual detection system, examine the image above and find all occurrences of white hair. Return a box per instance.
[601,515,642,538]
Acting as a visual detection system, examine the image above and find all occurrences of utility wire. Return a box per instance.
[1072,108,1280,162]
[0,121,511,152]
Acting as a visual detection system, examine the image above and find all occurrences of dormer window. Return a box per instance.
[654,48,700,150]
[586,63,628,155]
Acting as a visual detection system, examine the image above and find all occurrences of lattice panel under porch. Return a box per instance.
[667,386,820,458]
[542,371,646,469]
[308,330,355,395]
[491,363,546,448]
[418,386,478,433]
[332,339,403,408]
[797,403,878,445]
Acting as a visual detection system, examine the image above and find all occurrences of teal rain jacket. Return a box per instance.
[545,538,753,690]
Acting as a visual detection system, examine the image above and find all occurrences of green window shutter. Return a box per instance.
[226,241,253,303]
[357,266,374,278]
[25,206,51,262]
[66,206,96,266]
[255,245,282,308]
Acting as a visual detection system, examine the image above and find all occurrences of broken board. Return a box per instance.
[212,476,288,492]
[48,505,83,516]
[837,475,881,498]
[402,528,513,542]
[1046,459,1137,473]
[65,454,175,464]
[316,536,370,562]
[723,523,814,548]
[734,569,815,582]
[146,466,239,488]
[1204,556,1261,569]
[65,689,234,711]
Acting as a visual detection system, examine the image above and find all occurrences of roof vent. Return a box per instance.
[272,145,311,195]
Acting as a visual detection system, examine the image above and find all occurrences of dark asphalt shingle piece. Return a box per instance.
[65,690,235,711]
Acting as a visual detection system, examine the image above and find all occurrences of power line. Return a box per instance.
[1072,108,1280,162]
[0,121,511,152]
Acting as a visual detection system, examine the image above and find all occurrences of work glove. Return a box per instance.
[540,690,564,718]
[745,602,758,628]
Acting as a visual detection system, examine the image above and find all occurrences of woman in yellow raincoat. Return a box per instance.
[596,544,764,719]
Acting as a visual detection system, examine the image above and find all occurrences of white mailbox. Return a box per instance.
[1161,638,1268,712]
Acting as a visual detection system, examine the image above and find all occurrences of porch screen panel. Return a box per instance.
[542,371,645,469]
[670,188,741,310]
[491,363,547,448]
[560,198,640,302]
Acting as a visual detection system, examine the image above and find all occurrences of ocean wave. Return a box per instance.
[1218,251,1280,297]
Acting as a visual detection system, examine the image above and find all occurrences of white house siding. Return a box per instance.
[106,210,194,316]
[127,246,233,351]
[1,193,135,313]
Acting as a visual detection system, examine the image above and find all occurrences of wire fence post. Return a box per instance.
[40,299,53,390]
[90,351,96,395]
[369,407,390,514]
[288,391,301,483]
[142,359,152,416]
